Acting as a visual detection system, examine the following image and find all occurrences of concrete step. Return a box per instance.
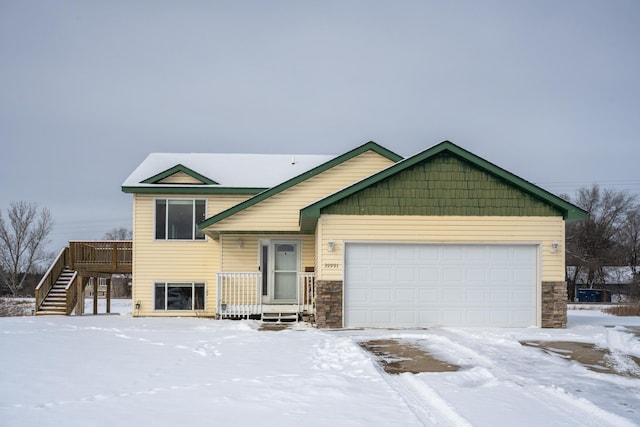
[261,311,299,322]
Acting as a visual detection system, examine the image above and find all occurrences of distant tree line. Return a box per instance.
[103,226,132,240]
[564,184,640,301]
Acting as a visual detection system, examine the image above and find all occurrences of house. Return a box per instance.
[567,266,639,302]
[121,140,588,328]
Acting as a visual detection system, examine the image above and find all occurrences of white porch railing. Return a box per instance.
[216,272,316,320]
[298,272,316,315]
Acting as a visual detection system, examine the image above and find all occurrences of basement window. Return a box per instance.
[155,199,206,240]
[154,282,205,311]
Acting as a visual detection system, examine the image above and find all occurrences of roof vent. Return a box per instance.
[291,155,296,165]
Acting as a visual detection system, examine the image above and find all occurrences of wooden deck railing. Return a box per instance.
[69,241,132,273]
[35,247,69,311]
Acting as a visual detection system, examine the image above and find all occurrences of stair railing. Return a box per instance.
[35,247,69,311]
[298,272,316,316]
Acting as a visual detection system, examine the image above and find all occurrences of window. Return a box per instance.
[154,282,205,311]
[155,199,206,240]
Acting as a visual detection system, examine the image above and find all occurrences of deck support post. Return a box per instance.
[106,278,111,314]
[93,278,98,315]
[75,276,85,316]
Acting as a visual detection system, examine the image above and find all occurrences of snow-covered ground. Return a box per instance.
[1,305,639,426]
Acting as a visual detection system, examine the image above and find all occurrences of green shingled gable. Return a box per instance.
[321,152,562,217]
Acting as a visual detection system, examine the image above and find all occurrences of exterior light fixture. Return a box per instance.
[328,240,335,252]
[551,241,559,254]
[237,238,243,248]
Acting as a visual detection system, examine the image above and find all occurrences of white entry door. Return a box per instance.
[344,243,538,328]
[268,241,299,303]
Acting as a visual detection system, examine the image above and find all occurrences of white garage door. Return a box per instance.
[344,243,538,328]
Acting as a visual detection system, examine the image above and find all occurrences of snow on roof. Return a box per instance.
[122,152,336,188]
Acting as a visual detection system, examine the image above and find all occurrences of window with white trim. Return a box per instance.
[154,282,205,311]
[155,199,206,240]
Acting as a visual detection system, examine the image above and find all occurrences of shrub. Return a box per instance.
[0,298,35,317]
[603,304,640,316]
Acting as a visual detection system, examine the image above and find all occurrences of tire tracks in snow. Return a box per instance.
[357,338,472,426]
[385,373,473,427]
[355,329,638,426]
[436,329,638,427]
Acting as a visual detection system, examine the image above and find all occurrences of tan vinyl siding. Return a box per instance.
[214,233,316,308]
[157,171,205,184]
[317,215,565,282]
[314,218,324,274]
[219,234,316,272]
[210,150,395,233]
[131,193,250,316]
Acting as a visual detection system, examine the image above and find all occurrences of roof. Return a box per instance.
[122,152,336,194]
[198,141,403,232]
[299,140,589,231]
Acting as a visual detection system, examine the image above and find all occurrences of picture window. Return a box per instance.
[154,282,205,311]
[155,199,206,240]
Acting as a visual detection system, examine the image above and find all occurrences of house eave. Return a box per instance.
[141,163,218,185]
[198,141,404,229]
[121,186,267,195]
[203,229,309,240]
[298,140,589,222]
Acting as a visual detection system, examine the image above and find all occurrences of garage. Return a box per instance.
[344,243,539,328]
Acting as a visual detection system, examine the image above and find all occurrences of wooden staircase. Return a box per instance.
[35,241,132,316]
[36,269,77,316]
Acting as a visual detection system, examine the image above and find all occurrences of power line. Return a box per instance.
[533,180,640,196]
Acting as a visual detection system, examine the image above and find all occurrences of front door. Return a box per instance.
[262,240,299,303]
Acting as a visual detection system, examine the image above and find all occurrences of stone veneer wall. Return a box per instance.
[315,280,343,328]
[541,281,567,328]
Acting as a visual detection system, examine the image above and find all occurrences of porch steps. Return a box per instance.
[261,305,299,322]
[36,269,75,316]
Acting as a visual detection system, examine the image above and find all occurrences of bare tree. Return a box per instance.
[102,226,132,240]
[0,201,55,297]
[620,209,640,301]
[565,185,637,300]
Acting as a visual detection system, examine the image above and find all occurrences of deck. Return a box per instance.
[35,241,132,315]
[68,241,132,274]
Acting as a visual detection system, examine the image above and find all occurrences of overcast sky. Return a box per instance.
[1,0,639,252]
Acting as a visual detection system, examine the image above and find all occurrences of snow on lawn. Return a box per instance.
[83,298,133,315]
[1,308,639,427]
